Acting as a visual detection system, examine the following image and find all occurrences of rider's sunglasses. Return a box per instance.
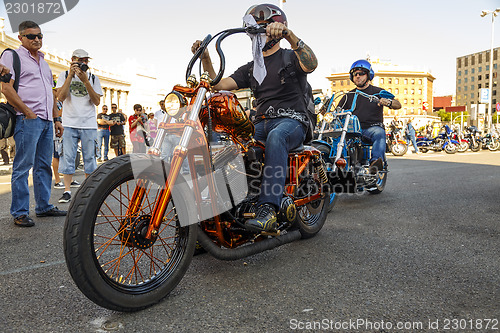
[22,33,43,40]
[353,71,367,77]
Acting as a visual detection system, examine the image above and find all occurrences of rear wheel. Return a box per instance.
[64,154,197,312]
[470,140,481,152]
[458,141,468,153]
[488,140,500,151]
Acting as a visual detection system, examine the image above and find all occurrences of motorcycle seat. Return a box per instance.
[289,144,305,153]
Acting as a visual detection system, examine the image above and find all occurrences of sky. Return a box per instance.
[1,0,500,101]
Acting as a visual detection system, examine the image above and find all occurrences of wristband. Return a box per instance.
[53,117,62,123]
[387,100,392,108]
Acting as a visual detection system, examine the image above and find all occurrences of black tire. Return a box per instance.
[470,141,481,152]
[458,141,468,153]
[444,142,457,154]
[391,142,408,156]
[420,148,428,153]
[63,154,197,312]
[367,164,388,195]
[488,140,500,151]
[296,192,329,239]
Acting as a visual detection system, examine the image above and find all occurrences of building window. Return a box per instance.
[479,84,482,89]
[471,85,474,90]
[395,79,399,84]
[486,65,490,71]
[472,77,475,82]
[404,79,408,84]
[418,89,422,94]
[465,58,468,66]
[411,99,414,104]
[340,81,343,86]
[478,75,482,80]
[380,78,384,84]
[465,86,468,91]
[395,88,399,94]
[471,55,475,65]
[479,67,482,72]
[465,69,468,75]
[404,89,408,94]
[472,68,475,74]
[479,54,483,63]
[465,78,468,83]
[458,71,462,76]
[411,89,415,94]
[471,93,474,98]
[486,74,490,80]
[418,99,422,105]
[458,87,461,92]
[404,99,407,104]
[495,49,498,60]
[332,81,336,86]
[388,78,392,84]
[411,79,415,84]
[458,79,461,84]
[458,59,462,68]
[419,79,422,85]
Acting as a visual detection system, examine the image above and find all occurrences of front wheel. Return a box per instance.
[470,140,481,152]
[444,142,457,154]
[458,141,469,153]
[488,140,500,151]
[63,154,197,312]
[391,142,408,156]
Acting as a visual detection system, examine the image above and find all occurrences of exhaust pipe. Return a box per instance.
[196,225,302,261]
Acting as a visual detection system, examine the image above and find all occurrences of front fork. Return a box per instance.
[126,86,208,240]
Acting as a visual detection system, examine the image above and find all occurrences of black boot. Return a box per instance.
[245,204,277,232]
[369,157,383,174]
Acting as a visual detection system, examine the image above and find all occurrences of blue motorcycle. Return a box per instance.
[312,89,394,204]
[416,125,459,154]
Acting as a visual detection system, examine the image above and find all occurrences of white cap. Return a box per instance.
[72,49,90,58]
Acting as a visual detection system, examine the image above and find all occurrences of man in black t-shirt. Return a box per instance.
[340,59,401,171]
[96,105,112,161]
[191,4,318,232]
[109,103,126,156]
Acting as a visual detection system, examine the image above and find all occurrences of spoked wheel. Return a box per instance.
[64,154,197,312]
[391,143,408,156]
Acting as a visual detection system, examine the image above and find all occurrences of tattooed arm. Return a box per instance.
[265,22,318,73]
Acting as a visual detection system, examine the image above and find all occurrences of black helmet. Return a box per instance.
[245,3,287,26]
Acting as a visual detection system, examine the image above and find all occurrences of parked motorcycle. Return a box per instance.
[63,26,330,312]
[386,125,408,156]
[416,125,458,154]
[312,89,393,196]
[463,126,482,152]
[481,131,500,151]
[449,127,469,153]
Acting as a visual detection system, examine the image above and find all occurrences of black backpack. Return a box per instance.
[249,49,316,143]
[0,48,21,139]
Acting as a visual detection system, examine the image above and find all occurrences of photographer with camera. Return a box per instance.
[56,49,103,203]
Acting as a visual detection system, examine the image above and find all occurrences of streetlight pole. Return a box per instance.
[481,8,500,132]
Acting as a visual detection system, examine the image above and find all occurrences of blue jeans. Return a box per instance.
[406,132,419,153]
[96,128,110,159]
[60,127,97,175]
[254,118,306,209]
[362,125,386,162]
[11,116,54,217]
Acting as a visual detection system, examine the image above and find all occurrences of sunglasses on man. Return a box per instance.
[22,33,43,40]
[353,71,367,77]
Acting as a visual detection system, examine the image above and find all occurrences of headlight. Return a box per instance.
[317,114,324,122]
[164,92,186,117]
[324,112,334,123]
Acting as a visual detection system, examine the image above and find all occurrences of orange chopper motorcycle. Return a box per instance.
[63,26,330,311]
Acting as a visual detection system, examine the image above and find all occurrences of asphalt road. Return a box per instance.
[1,151,499,333]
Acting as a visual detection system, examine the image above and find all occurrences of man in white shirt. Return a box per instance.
[56,49,103,203]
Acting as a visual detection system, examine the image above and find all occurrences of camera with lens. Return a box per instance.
[78,63,89,72]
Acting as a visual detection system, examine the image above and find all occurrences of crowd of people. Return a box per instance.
[0,20,165,227]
